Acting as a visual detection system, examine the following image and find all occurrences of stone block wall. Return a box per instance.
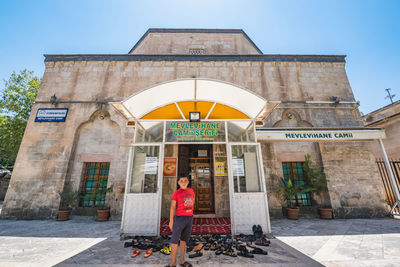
[319,142,388,218]
[262,141,323,218]
[1,103,131,219]
[2,57,364,219]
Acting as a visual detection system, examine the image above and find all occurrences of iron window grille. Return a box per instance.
[282,162,311,206]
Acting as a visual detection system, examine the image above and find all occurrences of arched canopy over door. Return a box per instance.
[111,79,276,121]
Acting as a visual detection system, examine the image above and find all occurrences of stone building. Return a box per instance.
[363,100,400,159]
[1,29,389,235]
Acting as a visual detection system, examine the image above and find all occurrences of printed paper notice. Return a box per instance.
[145,157,158,174]
[232,158,244,176]
[215,161,226,176]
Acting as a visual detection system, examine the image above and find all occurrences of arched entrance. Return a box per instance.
[114,79,274,236]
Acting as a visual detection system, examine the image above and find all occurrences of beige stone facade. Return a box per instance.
[2,29,388,220]
[363,100,400,159]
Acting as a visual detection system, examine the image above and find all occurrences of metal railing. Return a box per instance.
[376,159,400,214]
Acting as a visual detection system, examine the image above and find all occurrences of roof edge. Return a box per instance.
[128,28,263,54]
[44,54,346,63]
[362,100,400,117]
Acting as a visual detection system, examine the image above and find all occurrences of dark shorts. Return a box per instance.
[170,216,193,244]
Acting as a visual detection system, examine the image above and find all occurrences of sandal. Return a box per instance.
[130,249,141,258]
[124,241,133,248]
[251,247,268,255]
[238,249,254,258]
[144,248,153,258]
[255,237,270,247]
[222,247,237,257]
[180,261,193,267]
[161,245,171,255]
[188,250,203,258]
[204,243,211,250]
[193,243,204,252]
[246,242,256,248]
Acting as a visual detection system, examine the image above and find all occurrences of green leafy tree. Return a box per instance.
[0,69,40,169]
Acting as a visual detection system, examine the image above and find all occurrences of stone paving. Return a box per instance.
[0,216,399,266]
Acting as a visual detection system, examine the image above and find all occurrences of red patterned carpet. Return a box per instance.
[160,217,231,234]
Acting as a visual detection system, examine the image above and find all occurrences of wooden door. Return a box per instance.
[195,164,213,212]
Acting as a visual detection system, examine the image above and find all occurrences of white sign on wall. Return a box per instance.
[144,157,158,174]
[257,129,386,141]
[232,158,245,176]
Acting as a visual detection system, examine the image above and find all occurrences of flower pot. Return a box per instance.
[319,208,333,219]
[286,207,299,220]
[57,209,71,221]
[96,209,110,221]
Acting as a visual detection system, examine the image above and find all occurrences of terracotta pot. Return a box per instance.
[57,210,71,221]
[319,208,333,219]
[286,207,299,220]
[96,209,110,221]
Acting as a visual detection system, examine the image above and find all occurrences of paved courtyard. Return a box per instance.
[0,216,399,266]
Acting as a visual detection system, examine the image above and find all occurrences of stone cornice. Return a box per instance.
[44,54,346,63]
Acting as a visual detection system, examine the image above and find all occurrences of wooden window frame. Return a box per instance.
[80,162,110,207]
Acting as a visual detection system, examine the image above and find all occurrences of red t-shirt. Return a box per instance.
[172,188,195,216]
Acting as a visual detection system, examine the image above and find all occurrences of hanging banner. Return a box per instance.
[215,161,226,176]
[163,158,177,177]
[144,157,158,175]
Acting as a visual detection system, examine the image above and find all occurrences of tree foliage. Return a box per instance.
[0,69,40,169]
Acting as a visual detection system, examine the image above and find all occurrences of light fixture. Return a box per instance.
[50,94,57,105]
[189,112,200,122]
[332,96,340,107]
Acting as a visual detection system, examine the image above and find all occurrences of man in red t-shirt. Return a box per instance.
[167,175,195,267]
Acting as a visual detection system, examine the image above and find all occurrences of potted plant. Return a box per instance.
[94,184,114,222]
[276,177,308,220]
[303,154,333,219]
[57,189,79,221]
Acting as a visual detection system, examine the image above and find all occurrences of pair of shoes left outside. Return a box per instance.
[130,248,153,258]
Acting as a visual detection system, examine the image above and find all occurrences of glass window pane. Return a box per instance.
[227,121,255,142]
[232,145,261,192]
[135,121,164,143]
[281,162,312,206]
[130,146,160,193]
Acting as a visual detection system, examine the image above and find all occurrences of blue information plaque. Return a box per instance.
[35,108,68,122]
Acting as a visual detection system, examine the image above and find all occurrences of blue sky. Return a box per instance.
[0,0,399,114]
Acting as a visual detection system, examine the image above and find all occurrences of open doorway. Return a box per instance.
[178,144,214,214]
[160,143,232,234]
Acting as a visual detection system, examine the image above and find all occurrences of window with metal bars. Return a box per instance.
[282,162,311,206]
[80,162,110,207]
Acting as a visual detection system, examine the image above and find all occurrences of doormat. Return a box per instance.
[160,217,231,234]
